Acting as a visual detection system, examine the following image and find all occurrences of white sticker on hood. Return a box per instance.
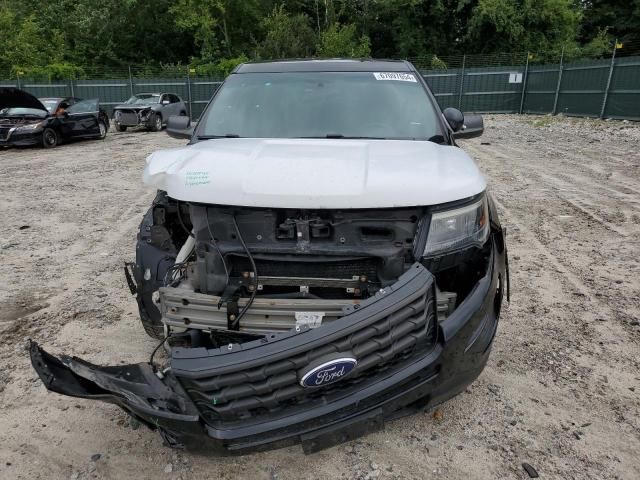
[373,72,417,82]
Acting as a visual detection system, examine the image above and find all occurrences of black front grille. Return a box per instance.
[0,127,11,140]
[177,272,436,426]
[117,111,139,126]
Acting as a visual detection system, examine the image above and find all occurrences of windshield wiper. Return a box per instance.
[197,134,241,139]
[427,134,446,144]
[298,134,388,140]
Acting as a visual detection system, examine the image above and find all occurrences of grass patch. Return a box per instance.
[525,116,555,128]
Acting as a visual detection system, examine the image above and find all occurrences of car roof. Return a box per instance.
[234,59,413,74]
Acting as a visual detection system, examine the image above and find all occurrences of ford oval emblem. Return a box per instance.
[300,357,357,388]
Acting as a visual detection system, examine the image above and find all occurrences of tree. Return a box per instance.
[465,0,581,53]
[258,5,317,59]
[0,0,630,76]
[0,8,65,74]
[579,1,640,49]
[170,0,263,59]
[317,23,371,57]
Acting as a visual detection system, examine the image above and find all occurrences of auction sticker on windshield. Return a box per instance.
[373,72,417,82]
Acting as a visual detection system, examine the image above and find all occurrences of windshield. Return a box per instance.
[0,107,47,117]
[125,94,160,105]
[197,71,441,140]
[40,100,59,113]
[67,99,98,114]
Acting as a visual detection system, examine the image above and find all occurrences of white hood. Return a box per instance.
[143,138,486,209]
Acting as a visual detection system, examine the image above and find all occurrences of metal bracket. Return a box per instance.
[217,285,240,309]
[226,299,239,331]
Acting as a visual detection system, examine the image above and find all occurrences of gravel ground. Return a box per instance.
[0,115,639,480]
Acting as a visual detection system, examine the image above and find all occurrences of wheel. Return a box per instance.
[150,113,162,132]
[116,124,127,132]
[42,128,58,148]
[98,121,108,139]
[138,299,164,339]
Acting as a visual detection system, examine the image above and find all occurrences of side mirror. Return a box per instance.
[166,115,193,139]
[443,107,464,132]
[453,114,484,139]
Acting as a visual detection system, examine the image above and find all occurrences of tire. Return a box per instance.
[150,113,162,132]
[116,124,127,132]
[98,121,108,139]
[42,128,58,148]
[138,299,164,339]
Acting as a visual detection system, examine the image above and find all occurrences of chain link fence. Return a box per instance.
[2,41,639,121]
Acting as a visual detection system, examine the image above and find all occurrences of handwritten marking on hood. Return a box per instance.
[185,171,210,186]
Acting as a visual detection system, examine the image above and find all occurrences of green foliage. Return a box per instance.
[0,0,635,79]
[430,55,448,70]
[216,55,249,77]
[579,1,640,47]
[317,23,370,58]
[258,5,316,59]
[0,8,64,74]
[466,0,581,53]
[17,63,86,81]
[170,0,262,59]
[578,29,614,58]
[190,55,249,77]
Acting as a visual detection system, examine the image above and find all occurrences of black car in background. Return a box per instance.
[0,88,109,148]
[113,93,187,132]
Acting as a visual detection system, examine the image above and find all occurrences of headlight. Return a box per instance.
[16,122,44,131]
[423,196,489,257]
[115,111,121,119]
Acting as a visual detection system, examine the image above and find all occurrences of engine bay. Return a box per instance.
[132,192,492,345]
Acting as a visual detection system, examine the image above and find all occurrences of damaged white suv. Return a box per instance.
[32,60,508,454]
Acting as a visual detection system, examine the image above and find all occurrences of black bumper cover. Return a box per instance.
[0,129,42,147]
[30,232,507,455]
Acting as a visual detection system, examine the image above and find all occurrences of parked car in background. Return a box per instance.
[112,93,187,132]
[0,88,109,148]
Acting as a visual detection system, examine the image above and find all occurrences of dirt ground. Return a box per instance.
[1,115,639,480]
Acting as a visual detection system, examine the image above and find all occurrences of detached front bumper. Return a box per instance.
[31,233,507,455]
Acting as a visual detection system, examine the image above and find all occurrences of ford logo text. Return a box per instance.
[300,357,357,388]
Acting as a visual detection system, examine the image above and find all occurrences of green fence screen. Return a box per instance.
[421,54,640,120]
[2,54,639,121]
